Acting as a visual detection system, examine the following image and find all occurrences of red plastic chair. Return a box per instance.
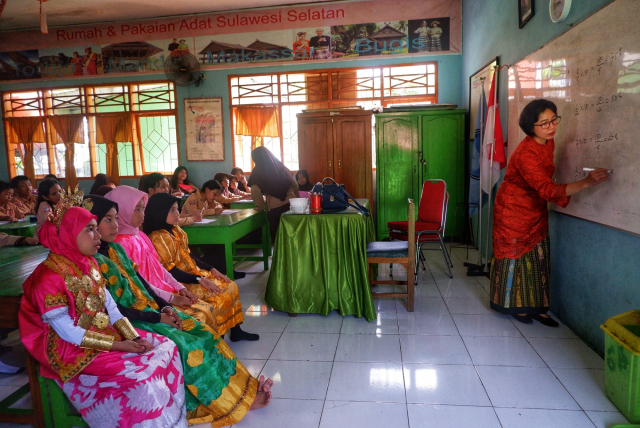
[387,179,453,279]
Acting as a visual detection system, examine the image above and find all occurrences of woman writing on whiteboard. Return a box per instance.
[490,99,609,326]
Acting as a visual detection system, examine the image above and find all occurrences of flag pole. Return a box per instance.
[484,65,500,273]
[477,78,486,266]
[465,77,487,276]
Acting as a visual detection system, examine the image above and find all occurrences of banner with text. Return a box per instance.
[0,0,460,82]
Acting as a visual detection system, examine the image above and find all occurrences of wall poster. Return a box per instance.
[184,98,224,161]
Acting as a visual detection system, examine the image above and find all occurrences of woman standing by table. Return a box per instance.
[248,147,299,243]
[490,99,609,326]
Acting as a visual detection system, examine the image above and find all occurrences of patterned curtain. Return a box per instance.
[95,114,133,186]
[5,117,46,183]
[48,116,84,191]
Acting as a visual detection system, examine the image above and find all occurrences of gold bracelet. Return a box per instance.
[113,318,139,341]
[80,330,115,351]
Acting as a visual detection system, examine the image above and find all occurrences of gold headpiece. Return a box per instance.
[48,184,86,234]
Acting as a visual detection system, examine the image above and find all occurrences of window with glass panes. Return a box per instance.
[2,81,178,179]
[229,62,437,171]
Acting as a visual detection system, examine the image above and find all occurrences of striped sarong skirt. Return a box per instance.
[489,236,550,315]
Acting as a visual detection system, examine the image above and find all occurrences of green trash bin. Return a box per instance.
[601,310,640,424]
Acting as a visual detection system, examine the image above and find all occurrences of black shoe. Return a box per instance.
[233,270,246,279]
[512,314,532,324]
[531,314,559,327]
[229,326,259,342]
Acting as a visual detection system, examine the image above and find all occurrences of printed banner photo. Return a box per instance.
[0,0,461,82]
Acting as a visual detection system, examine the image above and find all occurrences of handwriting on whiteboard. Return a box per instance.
[574,92,624,115]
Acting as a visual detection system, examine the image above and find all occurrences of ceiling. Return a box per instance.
[0,0,337,32]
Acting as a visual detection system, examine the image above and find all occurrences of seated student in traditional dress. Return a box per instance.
[35,179,62,236]
[229,175,251,199]
[19,205,187,428]
[181,180,246,279]
[170,166,199,195]
[213,173,242,208]
[87,195,272,426]
[0,233,38,247]
[89,173,114,195]
[10,175,37,217]
[144,192,258,342]
[105,186,249,336]
[0,181,24,222]
[142,173,197,226]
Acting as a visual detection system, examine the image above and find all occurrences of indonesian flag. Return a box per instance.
[480,72,506,194]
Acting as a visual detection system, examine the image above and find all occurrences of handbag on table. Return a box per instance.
[311,177,370,216]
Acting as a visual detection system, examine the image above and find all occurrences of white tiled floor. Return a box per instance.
[0,247,631,427]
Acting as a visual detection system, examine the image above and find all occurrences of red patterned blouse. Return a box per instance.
[492,136,571,259]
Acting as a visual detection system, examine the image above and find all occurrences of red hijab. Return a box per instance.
[38,206,98,275]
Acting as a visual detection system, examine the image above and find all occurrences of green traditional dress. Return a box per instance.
[94,243,258,427]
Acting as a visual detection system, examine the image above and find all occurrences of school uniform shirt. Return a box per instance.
[214,188,241,208]
[0,233,21,247]
[182,190,223,217]
[11,194,37,217]
[0,201,23,221]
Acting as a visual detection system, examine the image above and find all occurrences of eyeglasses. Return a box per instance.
[533,116,561,130]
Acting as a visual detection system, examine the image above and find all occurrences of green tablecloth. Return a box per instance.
[265,200,377,321]
[0,217,36,238]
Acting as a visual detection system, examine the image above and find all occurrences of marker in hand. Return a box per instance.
[583,167,613,174]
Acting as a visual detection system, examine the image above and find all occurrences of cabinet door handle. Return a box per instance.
[338,160,341,168]
[329,160,332,168]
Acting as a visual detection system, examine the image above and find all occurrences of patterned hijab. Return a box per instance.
[247,146,293,201]
[105,186,147,236]
[39,206,97,275]
[143,193,180,235]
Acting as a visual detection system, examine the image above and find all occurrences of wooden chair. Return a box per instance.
[366,199,415,311]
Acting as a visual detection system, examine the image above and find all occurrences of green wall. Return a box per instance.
[462,0,639,354]
[0,53,462,193]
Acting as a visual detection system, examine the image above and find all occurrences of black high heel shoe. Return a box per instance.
[530,314,559,327]
[512,314,532,324]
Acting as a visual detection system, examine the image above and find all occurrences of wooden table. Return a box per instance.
[229,200,256,210]
[182,209,270,280]
[0,217,36,238]
[0,245,49,428]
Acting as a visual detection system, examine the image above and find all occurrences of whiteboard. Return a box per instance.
[507,0,640,235]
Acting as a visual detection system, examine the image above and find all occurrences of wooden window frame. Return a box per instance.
[2,80,179,180]
[228,61,438,170]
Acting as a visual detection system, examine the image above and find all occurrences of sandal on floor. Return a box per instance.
[531,314,559,327]
[512,314,532,324]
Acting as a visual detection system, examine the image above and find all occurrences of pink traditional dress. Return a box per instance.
[106,186,220,332]
[19,207,187,428]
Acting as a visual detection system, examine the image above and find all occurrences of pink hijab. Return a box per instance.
[105,186,148,236]
[106,185,175,293]
[39,206,98,275]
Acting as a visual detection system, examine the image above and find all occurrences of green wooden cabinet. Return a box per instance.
[375,108,465,241]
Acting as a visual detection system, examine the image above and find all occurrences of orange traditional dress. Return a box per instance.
[490,136,571,315]
[148,226,244,335]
